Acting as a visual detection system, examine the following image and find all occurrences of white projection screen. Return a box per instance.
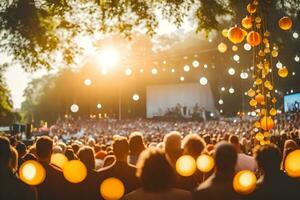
[146,83,216,118]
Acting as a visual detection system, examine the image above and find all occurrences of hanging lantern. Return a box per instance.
[260,116,274,131]
[242,16,252,29]
[255,133,264,141]
[254,78,263,85]
[264,80,272,89]
[249,99,258,107]
[278,16,293,31]
[222,29,228,37]
[218,42,227,53]
[247,4,257,14]
[228,26,245,44]
[255,94,265,104]
[269,108,277,116]
[247,31,262,46]
[247,89,256,97]
[278,67,288,78]
[254,121,261,128]
[232,45,238,51]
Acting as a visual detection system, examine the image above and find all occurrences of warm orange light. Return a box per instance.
[247,4,257,14]
[63,160,87,183]
[278,16,293,30]
[255,93,264,104]
[51,153,68,169]
[217,42,227,53]
[247,31,261,46]
[100,177,125,200]
[285,150,300,178]
[278,67,288,78]
[255,133,264,141]
[196,154,215,173]
[233,170,257,195]
[260,116,274,131]
[176,155,196,177]
[242,16,252,29]
[19,160,46,186]
[249,99,257,107]
[228,26,245,44]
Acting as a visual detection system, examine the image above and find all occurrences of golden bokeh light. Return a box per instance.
[19,160,46,186]
[196,154,215,173]
[63,160,87,183]
[51,153,68,169]
[284,150,300,178]
[176,155,197,177]
[233,170,257,195]
[100,177,125,200]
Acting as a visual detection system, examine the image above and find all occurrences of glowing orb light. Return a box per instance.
[19,160,46,186]
[51,153,68,169]
[293,32,299,39]
[171,68,175,73]
[132,94,140,101]
[276,61,283,69]
[199,77,208,85]
[240,72,249,79]
[233,54,240,62]
[244,43,252,51]
[84,79,92,86]
[285,150,300,178]
[125,68,132,76]
[151,68,158,75]
[139,68,144,73]
[180,76,185,81]
[196,154,215,173]
[97,103,102,109]
[70,104,79,113]
[218,99,224,105]
[176,155,197,177]
[218,42,227,53]
[63,160,87,183]
[192,60,200,68]
[295,55,300,62]
[229,87,235,94]
[101,68,108,75]
[233,170,257,195]
[221,87,226,91]
[100,177,125,200]
[183,65,190,72]
[228,67,236,75]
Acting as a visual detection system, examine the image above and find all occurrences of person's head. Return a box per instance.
[103,155,116,167]
[78,146,95,170]
[65,148,77,160]
[16,142,27,158]
[136,148,175,192]
[71,143,80,154]
[182,134,205,159]
[112,137,129,161]
[36,136,53,162]
[129,132,145,156]
[214,142,237,176]
[0,136,11,170]
[9,147,18,173]
[163,131,182,165]
[255,144,282,174]
[229,135,241,152]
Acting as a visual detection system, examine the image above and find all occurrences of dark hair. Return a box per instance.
[71,143,80,154]
[229,135,239,145]
[103,155,116,167]
[0,136,11,168]
[182,134,205,159]
[16,142,27,158]
[113,137,129,159]
[214,142,237,173]
[36,136,53,160]
[65,148,77,160]
[129,132,145,156]
[255,144,282,173]
[78,146,95,170]
[136,148,175,192]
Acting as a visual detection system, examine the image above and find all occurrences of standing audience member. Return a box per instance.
[192,142,240,200]
[229,135,257,172]
[163,131,182,167]
[124,148,192,200]
[0,136,36,200]
[128,132,145,165]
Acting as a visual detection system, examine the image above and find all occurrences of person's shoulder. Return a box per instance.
[122,188,143,200]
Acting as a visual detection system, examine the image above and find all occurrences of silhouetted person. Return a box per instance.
[163,131,182,167]
[98,137,139,198]
[128,132,145,165]
[248,144,300,200]
[16,142,27,167]
[192,142,240,200]
[124,148,191,200]
[35,136,70,200]
[74,146,101,200]
[0,136,36,200]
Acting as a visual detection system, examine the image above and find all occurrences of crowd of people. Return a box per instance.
[1,112,300,200]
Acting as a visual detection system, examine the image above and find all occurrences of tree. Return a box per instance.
[0,0,299,72]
